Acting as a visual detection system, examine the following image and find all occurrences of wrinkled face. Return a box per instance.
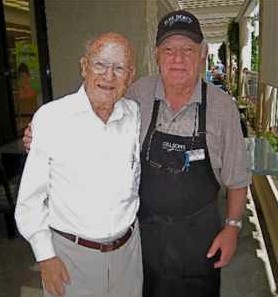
[156,35,204,89]
[80,36,135,106]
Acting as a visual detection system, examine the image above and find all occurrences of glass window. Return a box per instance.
[3,0,42,135]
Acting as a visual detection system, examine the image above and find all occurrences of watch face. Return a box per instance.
[225,218,242,229]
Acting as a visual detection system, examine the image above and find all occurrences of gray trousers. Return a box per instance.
[44,221,143,297]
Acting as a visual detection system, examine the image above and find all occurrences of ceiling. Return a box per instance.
[177,0,248,43]
[3,0,29,11]
[3,0,256,44]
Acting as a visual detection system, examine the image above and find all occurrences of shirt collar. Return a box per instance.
[69,84,92,115]
[70,84,126,122]
[154,76,202,106]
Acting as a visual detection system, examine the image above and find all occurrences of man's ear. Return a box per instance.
[127,67,136,87]
[201,43,208,64]
[80,57,89,79]
[155,47,159,65]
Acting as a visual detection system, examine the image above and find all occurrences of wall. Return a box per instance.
[260,0,278,88]
[157,0,179,20]
[45,0,148,98]
[44,0,180,98]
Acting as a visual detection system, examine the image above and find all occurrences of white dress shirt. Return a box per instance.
[15,85,141,261]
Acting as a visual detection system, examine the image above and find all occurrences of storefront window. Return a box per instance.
[3,0,42,135]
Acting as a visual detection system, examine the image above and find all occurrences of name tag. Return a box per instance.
[186,149,205,162]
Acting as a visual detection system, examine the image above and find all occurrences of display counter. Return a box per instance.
[246,137,278,175]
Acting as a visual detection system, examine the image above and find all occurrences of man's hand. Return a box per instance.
[206,226,239,268]
[39,257,70,296]
[22,123,32,152]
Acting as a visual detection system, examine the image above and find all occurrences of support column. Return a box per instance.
[239,17,252,72]
[257,0,278,133]
[238,16,253,100]
[145,1,158,75]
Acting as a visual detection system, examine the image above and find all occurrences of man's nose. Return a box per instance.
[172,49,184,63]
[103,66,115,80]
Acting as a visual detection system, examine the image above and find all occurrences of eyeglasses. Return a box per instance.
[89,58,130,77]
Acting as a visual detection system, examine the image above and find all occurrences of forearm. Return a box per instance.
[225,187,247,220]
[207,187,248,266]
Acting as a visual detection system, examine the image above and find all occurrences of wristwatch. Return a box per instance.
[225,217,242,229]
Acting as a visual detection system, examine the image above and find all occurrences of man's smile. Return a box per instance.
[97,84,115,90]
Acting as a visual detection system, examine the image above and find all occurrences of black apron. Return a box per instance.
[139,81,221,297]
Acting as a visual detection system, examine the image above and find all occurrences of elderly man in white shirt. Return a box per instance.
[15,32,142,297]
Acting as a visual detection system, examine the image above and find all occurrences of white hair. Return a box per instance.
[83,37,97,57]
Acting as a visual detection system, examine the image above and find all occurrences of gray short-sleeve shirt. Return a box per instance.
[126,76,251,189]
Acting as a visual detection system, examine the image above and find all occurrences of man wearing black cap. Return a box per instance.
[23,9,249,297]
[126,9,249,297]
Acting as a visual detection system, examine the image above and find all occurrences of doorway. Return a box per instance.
[0,0,51,145]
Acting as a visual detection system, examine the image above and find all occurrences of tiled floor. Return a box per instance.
[20,287,42,297]
[0,232,42,297]
[221,192,273,297]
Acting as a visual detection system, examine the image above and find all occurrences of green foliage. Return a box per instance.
[251,33,259,71]
[258,131,278,152]
[208,54,214,69]
[228,21,239,57]
[231,85,238,97]
[218,42,226,67]
[227,21,239,98]
[237,97,247,106]
[247,102,256,130]
[236,98,256,130]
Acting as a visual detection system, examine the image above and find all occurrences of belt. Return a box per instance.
[52,222,135,252]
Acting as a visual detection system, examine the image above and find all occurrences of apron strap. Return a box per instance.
[143,81,207,151]
[142,100,160,153]
[198,80,207,141]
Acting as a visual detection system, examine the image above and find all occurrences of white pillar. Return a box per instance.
[239,17,253,72]
[146,0,158,75]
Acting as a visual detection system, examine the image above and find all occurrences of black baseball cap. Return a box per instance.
[156,10,204,46]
